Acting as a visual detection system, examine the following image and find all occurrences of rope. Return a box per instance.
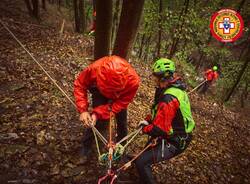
[0,19,76,108]
[116,138,157,172]
[123,127,142,149]
[0,19,108,152]
[91,124,108,145]
[187,79,207,95]
[93,126,101,158]
[1,19,149,182]
[116,127,142,145]
[108,112,115,170]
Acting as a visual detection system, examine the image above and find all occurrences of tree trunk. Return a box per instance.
[78,0,85,32]
[240,82,248,108]
[224,46,250,102]
[24,0,33,16]
[139,33,146,59]
[168,0,189,59]
[74,0,85,33]
[65,0,70,7]
[94,0,113,60]
[113,0,145,59]
[111,0,121,50]
[237,0,246,12]
[42,0,46,10]
[58,0,62,11]
[74,0,80,32]
[31,0,40,19]
[156,0,163,58]
[93,0,96,12]
[143,34,152,62]
[138,22,149,59]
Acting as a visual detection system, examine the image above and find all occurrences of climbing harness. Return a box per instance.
[0,19,151,183]
[98,138,158,184]
[95,111,146,183]
[187,79,207,95]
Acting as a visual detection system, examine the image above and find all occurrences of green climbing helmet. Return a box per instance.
[213,66,218,71]
[152,58,175,77]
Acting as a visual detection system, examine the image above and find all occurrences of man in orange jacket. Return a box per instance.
[199,66,219,94]
[74,55,140,161]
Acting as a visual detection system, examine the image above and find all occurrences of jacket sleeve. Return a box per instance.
[213,72,219,80]
[142,96,179,137]
[92,82,139,120]
[73,67,93,113]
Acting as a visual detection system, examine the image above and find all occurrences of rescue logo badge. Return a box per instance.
[210,9,244,42]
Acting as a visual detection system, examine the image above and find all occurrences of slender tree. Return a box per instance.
[24,0,33,16]
[138,22,148,59]
[24,0,40,19]
[94,0,113,60]
[168,0,189,59]
[224,45,250,102]
[237,0,246,12]
[111,0,121,50]
[42,0,46,10]
[240,81,248,108]
[32,0,40,19]
[74,0,85,33]
[156,0,163,58]
[113,0,145,59]
[78,0,85,32]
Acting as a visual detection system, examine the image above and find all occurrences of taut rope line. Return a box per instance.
[0,19,105,144]
[0,19,76,107]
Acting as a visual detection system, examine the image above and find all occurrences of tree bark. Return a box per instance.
[168,0,189,59]
[74,0,80,32]
[24,0,33,16]
[139,32,146,59]
[78,0,85,32]
[113,0,145,59]
[42,0,46,10]
[143,34,152,62]
[94,0,113,60]
[58,0,62,11]
[224,46,250,102]
[74,0,85,33]
[93,0,96,12]
[31,0,40,19]
[237,0,246,12]
[111,0,121,50]
[156,0,163,58]
[240,82,248,108]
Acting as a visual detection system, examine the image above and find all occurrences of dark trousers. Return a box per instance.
[81,88,127,151]
[199,80,212,94]
[135,135,192,184]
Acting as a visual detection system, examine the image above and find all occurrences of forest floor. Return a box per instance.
[0,1,249,184]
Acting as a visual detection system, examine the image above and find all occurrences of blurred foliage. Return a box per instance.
[133,0,249,106]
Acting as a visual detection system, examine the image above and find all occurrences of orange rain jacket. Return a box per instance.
[74,55,140,120]
[205,69,219,81]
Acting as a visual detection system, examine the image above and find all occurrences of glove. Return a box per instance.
[138,120,149,128]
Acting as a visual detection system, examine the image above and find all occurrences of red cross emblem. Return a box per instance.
[218,17,235,34]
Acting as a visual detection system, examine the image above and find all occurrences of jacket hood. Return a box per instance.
[170,77,187,90]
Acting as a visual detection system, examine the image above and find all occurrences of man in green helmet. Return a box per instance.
[199,65,219,94]
[135,58,195,184]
